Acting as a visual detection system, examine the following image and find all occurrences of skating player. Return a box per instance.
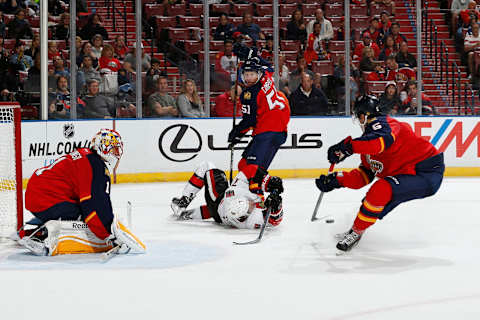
[228,45,290,171]
[19,129,145,256]
[171,161,284,229]
[315,95,445,252]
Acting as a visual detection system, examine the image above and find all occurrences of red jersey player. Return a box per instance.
[228,48,290,173]
[315,95,445,252]
[20,129,145,256]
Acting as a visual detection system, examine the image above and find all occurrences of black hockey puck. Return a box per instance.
[325,219,335,224]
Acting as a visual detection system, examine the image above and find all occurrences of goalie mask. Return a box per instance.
[92,129,124,169]
[221,196,255,228]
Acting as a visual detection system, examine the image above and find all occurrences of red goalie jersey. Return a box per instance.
[25,148,114,239]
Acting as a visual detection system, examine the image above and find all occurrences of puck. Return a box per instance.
[325,219,335,224]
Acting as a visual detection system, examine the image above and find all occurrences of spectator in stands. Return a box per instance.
[306,9,333,41]
[378,81,401,115]
[24,51,40,92]
[353,32,380,60]
[359,47,377,73]
[304,22,329,65]
[451,0,470,33]
[214,13,235,41]
[48,0,65,16]
[113,35,129,60]
[53,55,69,77]
[54,13,70,41]
[212,85,242,117]
[48,76,72,119]
[80,14,109,41]
[378,35,397,61]
[336,17,356,42]
[177,79,206,118]
[7,8,33,39]
[91,34,104,60]
[145,58,163,93]
[99,44,122,72]
[216,39,237,84]
[333,55,359,110]
[81,78,116,118]
[124,42,151,74]
[77,41,98,68]
[25,33,39,58]
[363,17,384,46]
[0,0,20,14]
[147,76,179,118]
[0,11,6,38]
[459,0,479,28]
[9,42,33,71]
[385,22,407,51]
[288,55,314,95]
[237,12,264,42]
[379,11,392,35]
[287,9,307,42]
[78,55,100,88]
[260,36,274,62]
[48,41,61,60]
[278,54,290,95]
[400,80,434,115]
[464,22,480,79]
[374,0,396,16]
[289,72,328,115]
[395,41,417,69]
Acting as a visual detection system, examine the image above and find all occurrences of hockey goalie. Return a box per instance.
[171,161,284,229]
[18,129,145,256]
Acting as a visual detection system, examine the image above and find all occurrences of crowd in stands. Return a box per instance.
[0,0,442,119]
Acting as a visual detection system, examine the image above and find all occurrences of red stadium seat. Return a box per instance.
[212,4,230,15]
[285,60,297,70]
[366,81,389,94]
[328,41,345,51]
[230,17,243,26]
[303,4,319,17]
[145,4,165,20]
[209,17,220,25]
[166,3,187,16]
[350,5,368,16]
[3,14,14,25]
[169,28,190,42]
[233,4,254,16]
[178,16,201,28]
[29,16,40,28]
[279,17,290,29]
[350,16,369,30]
[329,51,344,64]
[210,40,225,51]
[256,4,273,17]
[370,3,389,16]
[184,40,202,54]
[282,51,298,61]
[280,4,297,17]
[2,39,16,49]
[324,4,343,17]
[189,4,203,16]
[312,61,334,75]
[254,17,273,28]
[330,16,343,28]
[199,51,219,62]
[280,40,301,51]
[155,16,176,29]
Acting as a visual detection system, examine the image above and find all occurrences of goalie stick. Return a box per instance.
[233,207,272,245]
[311,163,335,222]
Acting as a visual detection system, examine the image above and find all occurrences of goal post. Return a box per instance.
[0,103,23,238]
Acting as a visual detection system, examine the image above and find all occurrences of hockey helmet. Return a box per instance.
[92,128,124,169]
[353,95,382,119]
[221,196,252,228]
[241,58,263,86]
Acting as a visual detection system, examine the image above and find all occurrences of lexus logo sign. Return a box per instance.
[159,124,202,162]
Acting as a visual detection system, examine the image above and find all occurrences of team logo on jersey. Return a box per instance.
[244,92,251,100]
[63,123,75,139]
[366,155,384,174]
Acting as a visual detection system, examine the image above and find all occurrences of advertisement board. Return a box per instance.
[21,117,480,181]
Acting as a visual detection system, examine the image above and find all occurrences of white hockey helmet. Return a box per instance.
[92,128,124,168]
[222,196,252,228]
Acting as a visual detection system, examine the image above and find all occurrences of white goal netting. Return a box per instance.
[0,106,19,238]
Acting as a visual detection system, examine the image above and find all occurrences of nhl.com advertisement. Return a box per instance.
[21,117,480,179]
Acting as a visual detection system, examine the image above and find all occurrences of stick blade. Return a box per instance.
[233,238,260,245]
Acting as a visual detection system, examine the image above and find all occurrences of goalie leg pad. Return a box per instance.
[110,220,146,254]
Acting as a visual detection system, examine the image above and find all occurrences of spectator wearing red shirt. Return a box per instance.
[459,0,480,26]
[99,44,122,72]
[212,85,242,117]
[363,17,384,46]
[260,36,274,63]
[400,81,433,115]
[113,35,129,60]
[48,41,61,60]
[353,32,380,60]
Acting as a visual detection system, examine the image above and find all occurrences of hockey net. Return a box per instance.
[0,104,23,238]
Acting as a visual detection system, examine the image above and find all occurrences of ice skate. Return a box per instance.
[171,195,193,216]
[336,229,362,253]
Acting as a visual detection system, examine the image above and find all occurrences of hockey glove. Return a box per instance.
[327,137,353,164]
[264,192,283,226]
[264,176,284,194]
[233,43,258,60]
[228,127,243,147]
[315,172,343,192]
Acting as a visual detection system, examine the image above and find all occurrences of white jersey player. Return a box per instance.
[171,161,284,229]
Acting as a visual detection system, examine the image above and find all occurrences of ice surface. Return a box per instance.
[1,178,479,320]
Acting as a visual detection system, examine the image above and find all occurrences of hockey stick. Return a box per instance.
[229,56,241,184]
[102,245,121,262]
[311,163,335,222]
[233,207,272,245]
